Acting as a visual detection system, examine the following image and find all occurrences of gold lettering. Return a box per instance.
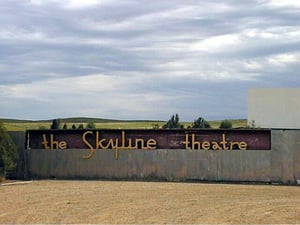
[99,139,108,149]
[50,134,59,149]
[114,148,119,160]
[135,138,145,149]
[108,138,119,149]
[239,141,247,150]
[212,141,221,150]
[42,134,50,149]
[146,139,157,149]
[191,134,201,150]
[182,133,249,151]
[79,131,252,160]
[121,131,126,148]
[59,141,67,149]
[111,138,121,160]
[229,141,239,150]
[183,133,191,150]
[82,131,95,159]
[42,134,68,150]
[127,138,137,149]
[202,141,210,150]
[220,134,229,150]
[96,132,106,149]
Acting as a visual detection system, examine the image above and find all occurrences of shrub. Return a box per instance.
[50,119,61,129]
[192,117,211,128]
[0,122,18,179]
[86,122,96,129]
[219,119,232,129]
[162,114,183,129]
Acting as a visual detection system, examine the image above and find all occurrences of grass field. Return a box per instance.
[1,118,247,131]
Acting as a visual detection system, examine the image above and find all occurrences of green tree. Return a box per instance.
[192,117,211,128]
[219,119,232,129]
[162,114,183,129]
[0,122,18,179]
[50,119,61,129]
[86,121,96,129]
[78,124,84,129]
[72,124,77,129]
[63,123,68,129]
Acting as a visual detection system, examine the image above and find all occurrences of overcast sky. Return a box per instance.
[0,0,299,121]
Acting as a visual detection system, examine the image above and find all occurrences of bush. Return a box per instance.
[86,122,96,129]
[219,119,232,129]
[162,114,183,129]
[0,122,18,179]
[192,117,211,128]
[50,119,61,129]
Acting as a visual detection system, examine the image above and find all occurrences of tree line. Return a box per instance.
[50,119,96,130]
[49,114,233,130]
[162,114,232,129]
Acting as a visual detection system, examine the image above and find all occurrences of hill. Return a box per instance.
[1,117,247,131]
[1,117,164,124]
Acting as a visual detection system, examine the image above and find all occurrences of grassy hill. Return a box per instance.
[1,117,247,131]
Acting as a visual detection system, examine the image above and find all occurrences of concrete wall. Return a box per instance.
[21,130,300,184]
[248,88,300,128]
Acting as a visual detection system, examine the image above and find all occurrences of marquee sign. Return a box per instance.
[26,129,271,160]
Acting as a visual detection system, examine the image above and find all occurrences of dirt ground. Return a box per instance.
[0,180,299,224]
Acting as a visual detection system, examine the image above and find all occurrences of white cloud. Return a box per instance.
[0,0,300,120]
[188,34,241,52]
[268,53,299,66]
[29,0,116,9]
[63,0,103,9]
[243,61,264,71]
[265,0,300,8]
[0,73,189,119]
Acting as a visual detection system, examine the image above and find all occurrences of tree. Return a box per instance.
[219,119,232,129]
[86,121,96,129]
[50,119,61,129]
[78,124,84,129]
[72,124,77,129]
[63,123,68,129]
[0,122,18,179]
[162,114,183,129]
[192,117,211,128]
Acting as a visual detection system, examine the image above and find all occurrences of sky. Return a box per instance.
[0,0,300,121]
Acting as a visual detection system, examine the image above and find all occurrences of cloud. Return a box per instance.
[265,0,300,8]
[0,0,299,120]
[28,0,117,9]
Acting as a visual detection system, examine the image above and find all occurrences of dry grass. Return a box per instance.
[2,119,247,131]
[0,180,299,224]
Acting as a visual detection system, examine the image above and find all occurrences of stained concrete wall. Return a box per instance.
[19,129,300,184]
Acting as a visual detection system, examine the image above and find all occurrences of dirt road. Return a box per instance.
[0,180,299,224]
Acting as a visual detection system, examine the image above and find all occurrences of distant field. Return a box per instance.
[1,118,247,131]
